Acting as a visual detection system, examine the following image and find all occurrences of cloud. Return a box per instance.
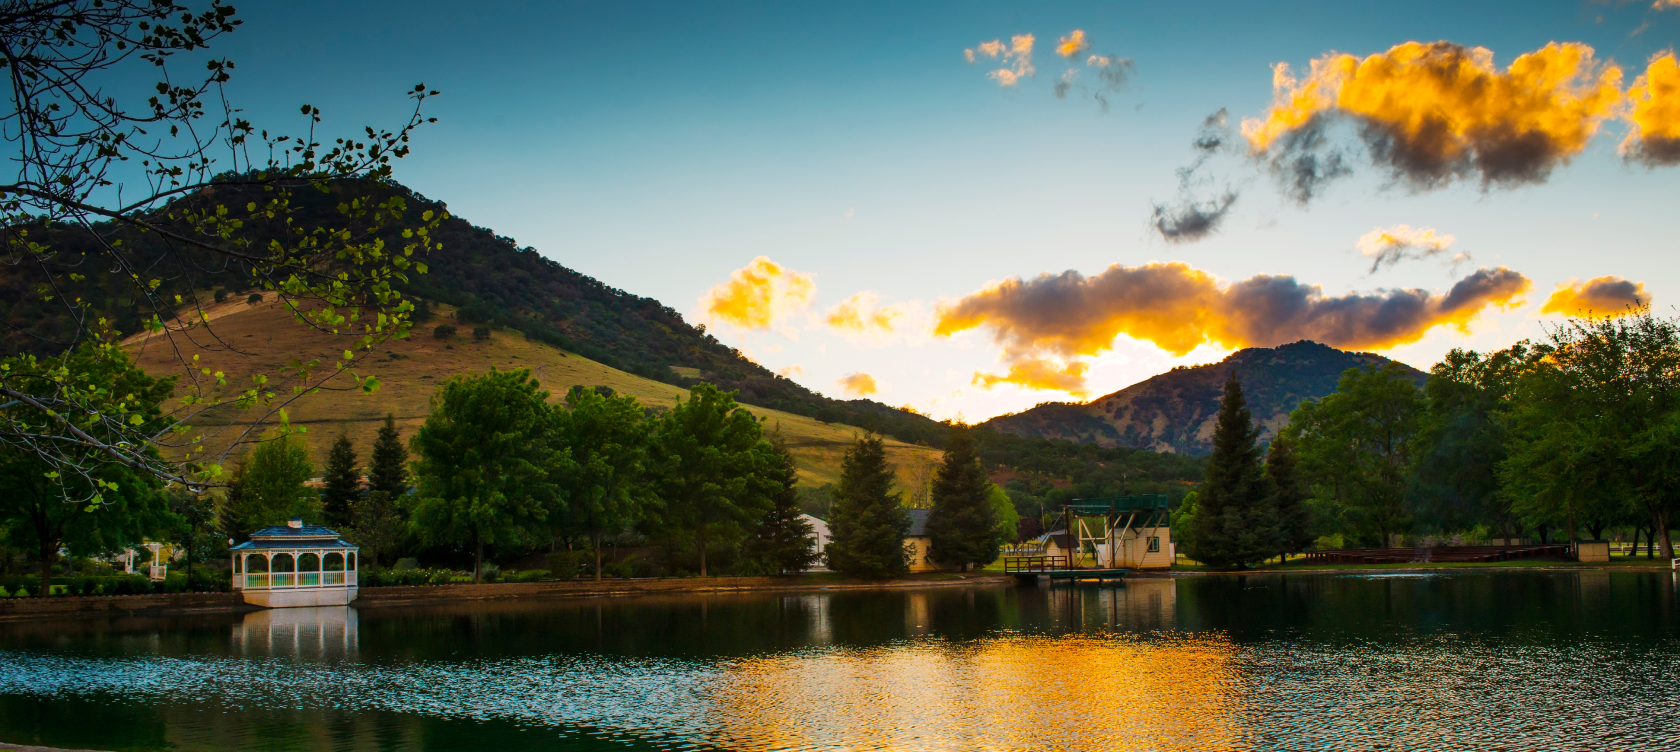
[973,358,1091,396]
[936,262,1531,394]
[836,372,879,397]
[1056,30,1089,58]
[1241,41,1625,195]
[1151,192,1239,243]
[1356,224,1466,272]
[1540,276,1651,316]
[700,256,815,330]
[966,34,1034,87]
[1085,54,1135,112]
[1151,110,1241,243]
[1622,52,1680,166]
[1054,69,1079,100]
[824,292,903,337]
[777,365,804,378]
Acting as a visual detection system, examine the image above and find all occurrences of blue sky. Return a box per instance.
[207,0,1680,419]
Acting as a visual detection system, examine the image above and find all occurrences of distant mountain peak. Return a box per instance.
[981,341,1425,455]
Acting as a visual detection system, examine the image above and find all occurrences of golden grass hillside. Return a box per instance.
[125,298,942,492]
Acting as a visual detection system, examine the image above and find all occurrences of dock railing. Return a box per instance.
[1004,555,1069,573]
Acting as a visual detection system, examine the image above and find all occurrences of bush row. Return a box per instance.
[0,569,231,598]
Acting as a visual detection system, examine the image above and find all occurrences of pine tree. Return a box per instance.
[827,435,911,579]
[1185,373,1279,568]
[1267,434,1314,559]
[320,432,361,529]
[347,490,403,570]
[926,426,1001,571]
[368,414,410,501]
[745,438,820,574]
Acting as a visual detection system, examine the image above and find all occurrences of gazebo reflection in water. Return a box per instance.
[231,518,360,608]
[233,606,359,658]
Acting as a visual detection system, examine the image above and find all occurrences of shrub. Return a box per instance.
[159,573,189,594]
[0,587,9,598]
[546,551,582,581]
[188,565,230,593]
[246,293,264,305]
[393,557,420,571]
[505,569,549,584]
[364,567,462,587]
[432,324,456,339]
[472,326,491,342]
[613,555,651,580]
[213,288,229,303]
[13,588,27,598]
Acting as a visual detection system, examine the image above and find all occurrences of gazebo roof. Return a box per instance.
[232,538,357,550]
[232,518,358,550]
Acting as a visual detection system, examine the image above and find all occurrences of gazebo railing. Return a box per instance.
[235,571,357,590]
[234,551,357,591]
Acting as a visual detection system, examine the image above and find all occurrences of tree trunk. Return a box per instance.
[593,530,604,582]
[698,526,708,577]
[1658,510,1675,561]
[474,535,484,584]
[37,549,52,598]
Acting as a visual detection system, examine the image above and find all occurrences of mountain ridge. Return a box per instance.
[981,341,1428,455]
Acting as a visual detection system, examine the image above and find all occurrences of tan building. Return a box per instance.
[905,509,937,573]
[1039,495,1176,570]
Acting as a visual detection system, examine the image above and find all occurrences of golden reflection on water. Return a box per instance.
[710,581,1244,752]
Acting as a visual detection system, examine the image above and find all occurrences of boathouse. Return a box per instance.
[1061,496,1174,570]
[232,518,360,608]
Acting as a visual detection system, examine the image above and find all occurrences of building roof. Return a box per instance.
[232,538,358,551]
[249,523,341,539]
[907,508,931,537]
[798,513,831,539]
[231,518,357,550]
[1037,529,1072,549]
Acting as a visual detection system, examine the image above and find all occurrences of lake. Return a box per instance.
[1,570,1677,751]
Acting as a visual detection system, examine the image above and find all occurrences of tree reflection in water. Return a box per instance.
[0,571,1675,751]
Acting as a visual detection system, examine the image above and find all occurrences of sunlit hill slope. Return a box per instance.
[126,299,941,490]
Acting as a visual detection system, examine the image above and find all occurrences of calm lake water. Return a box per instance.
[1,570,1677,751]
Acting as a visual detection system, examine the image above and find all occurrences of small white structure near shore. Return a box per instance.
[800,514,832,571]
[232,518,359,608]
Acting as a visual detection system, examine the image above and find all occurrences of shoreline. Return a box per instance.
[1,744,108,752]
[2,564,1672,621]
[0,573,1015,622]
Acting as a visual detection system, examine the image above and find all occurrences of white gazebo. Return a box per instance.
[232,518,359,608]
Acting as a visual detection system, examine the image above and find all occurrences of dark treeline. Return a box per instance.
[1188,308,1680,565]
[207,373,1031,583]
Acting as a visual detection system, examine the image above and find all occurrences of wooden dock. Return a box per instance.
[1004,555,1129,584]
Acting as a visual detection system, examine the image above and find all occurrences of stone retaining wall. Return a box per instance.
[0,592,248,622]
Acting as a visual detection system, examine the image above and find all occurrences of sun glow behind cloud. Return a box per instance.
[935,262,1530,395]
[1541,276,1651,317]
